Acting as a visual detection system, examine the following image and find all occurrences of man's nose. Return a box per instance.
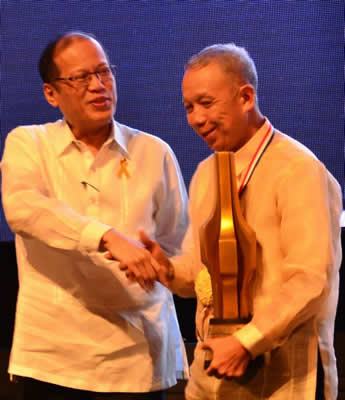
[87,72,106,89]
[189,106,207,127]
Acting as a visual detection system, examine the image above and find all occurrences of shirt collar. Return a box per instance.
[112,121,130,158]
[53,119,76,156]
[234,118,272,179]
[54,119,129,158]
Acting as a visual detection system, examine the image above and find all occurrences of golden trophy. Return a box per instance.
[199,152,257,369]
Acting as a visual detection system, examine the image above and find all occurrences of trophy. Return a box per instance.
[199,152,257,368]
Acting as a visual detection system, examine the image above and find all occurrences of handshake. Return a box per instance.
[100,229,174,291]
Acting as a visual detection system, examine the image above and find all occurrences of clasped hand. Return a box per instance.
[102,229,170,290]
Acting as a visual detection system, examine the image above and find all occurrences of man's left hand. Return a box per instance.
[201,335,251,379]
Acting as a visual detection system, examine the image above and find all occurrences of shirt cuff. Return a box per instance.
[232,322,271,359]
[167,254,196,297]
[79,220,112,254]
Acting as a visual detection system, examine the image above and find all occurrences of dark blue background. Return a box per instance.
[1,0,344,240]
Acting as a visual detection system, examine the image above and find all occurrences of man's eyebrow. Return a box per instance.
[183,94,212,103]
[96,62,109,68]
[69,62,109,73]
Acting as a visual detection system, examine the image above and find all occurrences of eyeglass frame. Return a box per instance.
[51,65,117,86]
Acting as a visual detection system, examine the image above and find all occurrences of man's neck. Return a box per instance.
[69,121,112,156]
[247,109,266,140]
[233,109,265,152]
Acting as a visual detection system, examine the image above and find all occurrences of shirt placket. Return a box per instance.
[82,147,100,219]
[118,158,130,229]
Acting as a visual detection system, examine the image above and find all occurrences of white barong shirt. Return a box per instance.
[1,119,189,392]
[170,120,342,399]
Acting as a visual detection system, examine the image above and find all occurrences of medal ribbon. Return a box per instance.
[238,123,274,194]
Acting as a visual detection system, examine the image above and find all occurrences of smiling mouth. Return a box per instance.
[201,128,215,139]
[90,98,110,108]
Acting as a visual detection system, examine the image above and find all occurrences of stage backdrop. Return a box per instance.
[1,0,343,240]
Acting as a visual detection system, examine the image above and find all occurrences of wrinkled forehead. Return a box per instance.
[182,62,229,88]
[52,36,110,77]
[182,63,239,105]
[183,62,240,93]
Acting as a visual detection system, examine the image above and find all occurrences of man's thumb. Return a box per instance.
[139,230,154,250]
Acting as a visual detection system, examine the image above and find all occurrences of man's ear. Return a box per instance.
[43,83,59,108]
[239,84,256,112]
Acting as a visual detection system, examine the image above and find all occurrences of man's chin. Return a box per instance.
[88,112,114,125]
[79,116,113,133]
[205,138,217,151]
[209,142,226,152]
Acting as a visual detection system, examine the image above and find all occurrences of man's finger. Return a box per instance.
[139,230,154,250]
[125,271,137,282]
[141,259,157,290]
[149,256,161,274]
[207,368,224,379]
[157,269,169,286]
[124,262,147,289]
[104,251,115,260]
[201,340,212,351]
[119,262,128,270]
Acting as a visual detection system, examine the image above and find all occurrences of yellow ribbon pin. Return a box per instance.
[118,158,130,178]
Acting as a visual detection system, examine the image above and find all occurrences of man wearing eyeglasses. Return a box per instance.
[1,32,189,399]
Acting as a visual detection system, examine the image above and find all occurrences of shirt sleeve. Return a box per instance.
[168,225,197,297]
[152,145,189,257]
[233,158,342,358]
[168,162,206,298]
[1,127,111,254]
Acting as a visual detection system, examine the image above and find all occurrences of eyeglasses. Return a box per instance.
[53,65,116,87]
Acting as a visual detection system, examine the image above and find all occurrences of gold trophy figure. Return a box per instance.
[199,152,257,369]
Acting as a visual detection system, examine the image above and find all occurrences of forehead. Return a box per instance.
[182,62,232,99]
[54,38,107,73]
